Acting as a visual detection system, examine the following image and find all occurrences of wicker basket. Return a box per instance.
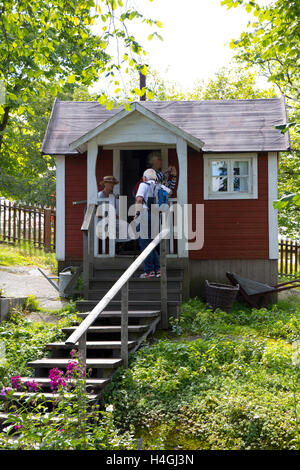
[205,280,239,313]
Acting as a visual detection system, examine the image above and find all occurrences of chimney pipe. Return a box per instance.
[139,68,147,101]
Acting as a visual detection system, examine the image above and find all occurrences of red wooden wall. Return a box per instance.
[64,148,269,261]
[187,151,269,260]
[64,150,113,259]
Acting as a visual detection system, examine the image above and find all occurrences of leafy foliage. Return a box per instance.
[130,65,276,101]
[0,306,79,387]
[221,0,299,105]
[221,0,300,238]
[0,0,162,203]
[0,353,135,450]
[105,298,300,450]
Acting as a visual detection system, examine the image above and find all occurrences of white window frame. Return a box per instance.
[203,153,258,200]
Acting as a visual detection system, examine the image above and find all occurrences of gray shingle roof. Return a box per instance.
[41,97,290,155]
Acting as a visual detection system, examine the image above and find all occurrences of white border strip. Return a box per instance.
[113,149,120,195]
[268,152,279,259]
[56,155,65,261]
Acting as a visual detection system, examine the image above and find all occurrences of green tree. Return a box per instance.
[1,85,96,205]
[189,66,276,100]
[221,0,300,237]
[131,65,276,101]
[0,0,162,203]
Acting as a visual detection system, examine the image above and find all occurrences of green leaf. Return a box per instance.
[67,75,76,84]
[106,100,115,110]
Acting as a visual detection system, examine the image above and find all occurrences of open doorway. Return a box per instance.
[117,149,157,255]
[120,150,152,207]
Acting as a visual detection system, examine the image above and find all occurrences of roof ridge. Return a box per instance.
[56,97,282,105]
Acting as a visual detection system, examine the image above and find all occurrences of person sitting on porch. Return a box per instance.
[97,175,119,198]
[135,168,171,279]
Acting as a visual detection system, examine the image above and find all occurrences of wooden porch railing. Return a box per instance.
[93,195,178,257]
[66,221,169,369]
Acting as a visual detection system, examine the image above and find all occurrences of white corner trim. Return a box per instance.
[56,155,65,261]
[113,149,120,195]
[176,137,188,258]
[203,153,258,200]
[87,139,98,204]
[268,152,279,259]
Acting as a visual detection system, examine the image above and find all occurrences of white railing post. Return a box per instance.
[121,282,129,368]
[109,194,116,257]
[160,236,168,329]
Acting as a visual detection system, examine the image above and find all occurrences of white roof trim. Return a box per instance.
[69,101,204,152]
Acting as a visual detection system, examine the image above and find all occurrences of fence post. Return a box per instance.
[160,236,168,329]
[121,282,129,368]
[44,208,52,252]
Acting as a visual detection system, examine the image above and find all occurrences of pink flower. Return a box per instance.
[66,361,79,373]
[11,376,21,390]
[14,425,24,431]
[66,360,83,378]
[49,368,66,392]
[25,380,40,392]
[1,387,13,396]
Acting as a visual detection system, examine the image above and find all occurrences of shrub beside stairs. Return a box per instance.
[0,268,183,423]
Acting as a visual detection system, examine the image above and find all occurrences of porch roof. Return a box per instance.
[41,96,291,155]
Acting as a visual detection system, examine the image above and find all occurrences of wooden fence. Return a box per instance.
[278,238,300,277]
[0,199,56,251]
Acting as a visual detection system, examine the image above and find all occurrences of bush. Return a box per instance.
[103,298,300,450]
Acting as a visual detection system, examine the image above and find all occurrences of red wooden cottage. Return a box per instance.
[42,96,290,301]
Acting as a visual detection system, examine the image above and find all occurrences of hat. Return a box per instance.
[100,175,119,186]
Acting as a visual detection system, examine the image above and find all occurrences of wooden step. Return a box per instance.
[28,358,122,369]
[19,376,110,389]
[92,268,184,280]
[76,311,159,319]
[46,341,136,350]
[76,299,180,314]
[0,412,9,425]
[87,290,182,301]
[4,392,99,402]
[62,325,149,334]
[90,276,183,282]
[89,278,183,290]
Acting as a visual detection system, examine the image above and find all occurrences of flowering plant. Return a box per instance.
[0,351,135,450]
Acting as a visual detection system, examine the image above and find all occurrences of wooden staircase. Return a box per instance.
[0,267,183,419]
[76,265,183,316]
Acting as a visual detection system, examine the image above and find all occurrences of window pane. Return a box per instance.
[234,161,249,176]
[234,176,249,192]
[212,176,228,192]
[212,161,227,177]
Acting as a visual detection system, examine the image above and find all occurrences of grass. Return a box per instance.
[0,296,299,449]
[0,301,80,392]
[0,240,57,273]
[104,295,300,450]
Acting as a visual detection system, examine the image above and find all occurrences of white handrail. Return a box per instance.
[65,227,170,346]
